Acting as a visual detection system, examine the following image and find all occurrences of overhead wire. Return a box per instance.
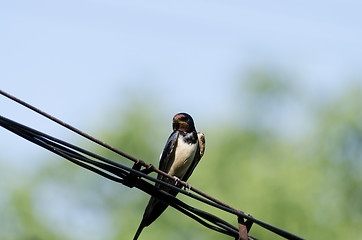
[0,114,243,238]
[0,89,304,240]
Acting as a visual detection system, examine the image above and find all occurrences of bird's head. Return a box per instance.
[172,113,196,133]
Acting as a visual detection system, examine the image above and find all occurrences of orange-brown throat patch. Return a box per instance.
[173,120,190,132]
[173,114,187,131]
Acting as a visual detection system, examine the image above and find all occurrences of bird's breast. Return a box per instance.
[168,135,198,178]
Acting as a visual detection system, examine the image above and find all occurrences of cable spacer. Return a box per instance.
[236,212,253,240]
[123,159,143,188]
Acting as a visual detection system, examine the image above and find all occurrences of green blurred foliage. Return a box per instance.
[1,72,361,240]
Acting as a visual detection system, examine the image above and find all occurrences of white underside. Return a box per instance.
[168,135,198,178]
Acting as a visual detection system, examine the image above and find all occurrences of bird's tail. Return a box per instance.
[133,221,145,240]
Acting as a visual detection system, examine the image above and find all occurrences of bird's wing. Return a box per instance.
[157,130,179,182]
[134,131,179,230]
[181,132,205,182]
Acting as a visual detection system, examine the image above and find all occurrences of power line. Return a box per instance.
[0,89,304,240]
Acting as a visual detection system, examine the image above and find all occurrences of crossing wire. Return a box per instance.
[0,89,304,240]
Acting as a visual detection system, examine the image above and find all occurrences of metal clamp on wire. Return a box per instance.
[236,212,254,240]
[123,159,143,188]
[140,163,154,175]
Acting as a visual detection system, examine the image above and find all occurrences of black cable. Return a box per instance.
[0,115,241,238]
[0,113,305,240]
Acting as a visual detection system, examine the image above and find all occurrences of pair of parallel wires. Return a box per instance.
[0,90,304,240]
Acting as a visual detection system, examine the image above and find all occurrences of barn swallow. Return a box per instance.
[133,113,205,240]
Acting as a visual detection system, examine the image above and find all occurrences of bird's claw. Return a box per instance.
[174,177,181,186]
[173,177,191,193]
[184,182,192,193]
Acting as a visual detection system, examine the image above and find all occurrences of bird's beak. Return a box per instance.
[172,119,185,130]
[173,119,183,124]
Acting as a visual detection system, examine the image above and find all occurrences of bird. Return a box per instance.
[133,113,205,240]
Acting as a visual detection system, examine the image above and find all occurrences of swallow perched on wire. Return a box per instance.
[133,113,205,240]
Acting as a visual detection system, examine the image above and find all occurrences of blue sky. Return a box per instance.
[1,0,362,167]
[1,1,362,239]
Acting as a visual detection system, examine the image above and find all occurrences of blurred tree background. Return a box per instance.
[2,1,362,239]
[1,68,361,240]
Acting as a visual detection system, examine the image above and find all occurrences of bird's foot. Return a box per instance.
[184,182,192,193]
[173,177,191,192]
[173,176,181,186]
